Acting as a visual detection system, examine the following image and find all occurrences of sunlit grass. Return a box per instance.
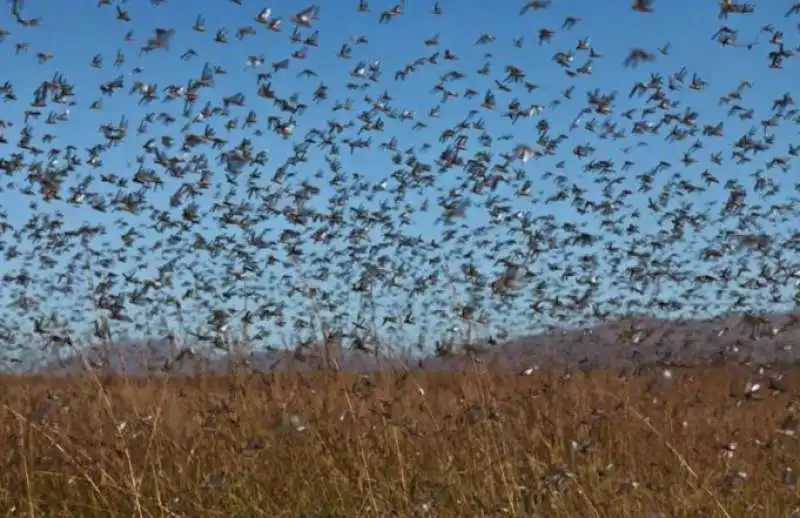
[0,365,797,517]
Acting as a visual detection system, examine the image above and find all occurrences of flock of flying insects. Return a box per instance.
[1,0,800,370]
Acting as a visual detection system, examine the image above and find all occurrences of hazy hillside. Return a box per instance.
[34,312,800,375]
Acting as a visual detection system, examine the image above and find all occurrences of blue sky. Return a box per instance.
[1,0,799,359]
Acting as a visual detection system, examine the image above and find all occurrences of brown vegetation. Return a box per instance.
[0,365,798,517]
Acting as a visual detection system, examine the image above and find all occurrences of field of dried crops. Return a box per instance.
[0,365,797,517]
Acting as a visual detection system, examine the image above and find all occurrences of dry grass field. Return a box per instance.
[0,365,798,517]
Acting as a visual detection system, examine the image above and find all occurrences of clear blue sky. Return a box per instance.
[1,0,799,361]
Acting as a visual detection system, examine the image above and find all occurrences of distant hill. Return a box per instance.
[439,312,800,371]
[33,312,800,375]
[36,335,412,375]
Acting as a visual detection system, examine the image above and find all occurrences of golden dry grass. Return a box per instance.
[0,365,798,517]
